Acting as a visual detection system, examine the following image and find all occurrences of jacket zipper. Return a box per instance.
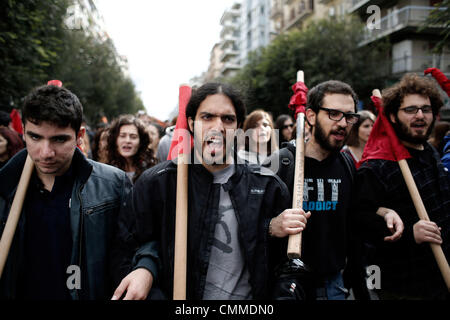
[76,186,84,300]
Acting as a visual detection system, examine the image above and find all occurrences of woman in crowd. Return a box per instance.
[238,109,278,165]
[341,110,376,165]
[92,126,109,163]
[106,115,157,182]
[147,122,163,156]
[0,126,24,169]
[275,114,294,147]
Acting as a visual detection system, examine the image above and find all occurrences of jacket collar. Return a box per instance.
[0,148,92,197]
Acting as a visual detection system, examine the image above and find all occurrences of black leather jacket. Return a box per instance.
[0,149,133,299]
[115,159,291,300]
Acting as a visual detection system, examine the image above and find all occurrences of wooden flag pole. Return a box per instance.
[0,155,34,278]
[373,89,450,290]
[173,85,190,300]
[287,70,306,259]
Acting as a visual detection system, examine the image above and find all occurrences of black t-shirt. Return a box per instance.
[301,152,353,276]
[18,167,74,300]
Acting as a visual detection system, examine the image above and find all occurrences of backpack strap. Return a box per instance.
[339,151,356,183]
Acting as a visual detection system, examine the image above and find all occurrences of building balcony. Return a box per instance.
[219,35,239,50]
[220,8,241,25]
[220,62,241,77]
[220,48,240,63]
[283,1,313,31]
[359,6,446,46]
[391,54,450,75]
[349,0,390,14]
[271,0,283,19]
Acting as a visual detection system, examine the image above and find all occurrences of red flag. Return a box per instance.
[9,109,23,135]
[424,67,450,97]
[358,95,411,168]
[167,85,193,160]
[47,80,63,87]
[288,82,308,118]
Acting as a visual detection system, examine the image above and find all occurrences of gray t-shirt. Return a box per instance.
[202,165,253,300]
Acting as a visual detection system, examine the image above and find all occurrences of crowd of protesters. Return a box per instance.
[0,68,449,301]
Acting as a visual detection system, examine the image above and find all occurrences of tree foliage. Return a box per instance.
[0,0,143,125]
[421,0,450,53]
[229,17,392,118]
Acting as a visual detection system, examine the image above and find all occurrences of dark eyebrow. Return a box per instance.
[26,131,72,140]
[26,131,42,138]
[199,112,236,118]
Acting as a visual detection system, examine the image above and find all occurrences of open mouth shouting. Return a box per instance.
[204,135,224,157]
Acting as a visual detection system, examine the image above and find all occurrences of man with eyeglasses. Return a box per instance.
[354,73,450,300]
[266,80,370,300]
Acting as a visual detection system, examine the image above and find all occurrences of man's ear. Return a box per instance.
[77,126,86,146]
[188,117,194,133]
[389,113,396,124]
[306,108,316,127]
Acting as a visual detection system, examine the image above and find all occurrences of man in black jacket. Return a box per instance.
[112,83,310,300]
[0,84,132,299]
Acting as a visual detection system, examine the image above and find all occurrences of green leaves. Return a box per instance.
[228,16,390,117]
[0,0,142,125]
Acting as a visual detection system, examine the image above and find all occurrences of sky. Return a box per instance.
[94,0,237,122]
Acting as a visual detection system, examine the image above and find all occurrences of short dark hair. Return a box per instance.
[306,80,358,113]
[22,84,83,134]
[185,82,246,132]
[382,73,443,119]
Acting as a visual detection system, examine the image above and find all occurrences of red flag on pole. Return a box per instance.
[358,95,411,168]
[424,67,450,97]
[167,85,193,160]
[288,80,308,118]
[9,109,23,135]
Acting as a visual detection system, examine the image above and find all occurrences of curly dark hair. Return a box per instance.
[382,73,444,119]
[107,115,157,182]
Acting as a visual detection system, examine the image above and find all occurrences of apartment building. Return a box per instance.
[350,0,449,119]
[218,2,242,78]
[271,0,350,35]
[239,0,272,65]
[205,43,224,82]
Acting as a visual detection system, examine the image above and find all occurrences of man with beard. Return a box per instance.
[266,80,370,300]
[355,73,450,299]
[111,82,309,300]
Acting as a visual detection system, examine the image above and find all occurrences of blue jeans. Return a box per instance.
[315,271,348,300]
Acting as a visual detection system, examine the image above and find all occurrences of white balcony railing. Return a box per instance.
[361,6,446,45]
[220,48,239,63]
[392,54,450,74]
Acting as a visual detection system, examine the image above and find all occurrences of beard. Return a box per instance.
[313,119,348,152]
[391,115,434,145]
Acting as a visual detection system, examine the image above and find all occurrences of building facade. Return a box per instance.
[239,0,272,66]
[219,2,242,78]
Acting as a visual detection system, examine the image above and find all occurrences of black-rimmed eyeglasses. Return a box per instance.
[399,105,433,115]
[318,107,360,124]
